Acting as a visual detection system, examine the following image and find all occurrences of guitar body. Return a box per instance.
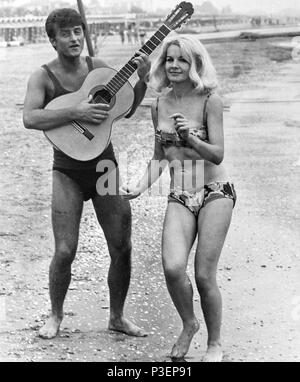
[44,67,134,161]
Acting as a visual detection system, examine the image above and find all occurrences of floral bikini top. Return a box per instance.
[155,92,212,147]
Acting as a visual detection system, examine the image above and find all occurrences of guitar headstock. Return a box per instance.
[164,2,194,31]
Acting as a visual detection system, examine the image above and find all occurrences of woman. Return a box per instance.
[121,34,236,362]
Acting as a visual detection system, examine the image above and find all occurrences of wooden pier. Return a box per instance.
[0,15,109,46]
[1,13,299,47]
[0,13,249,46]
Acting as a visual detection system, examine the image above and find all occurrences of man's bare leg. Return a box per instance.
[39,171,83,339]
[92,193,147,337]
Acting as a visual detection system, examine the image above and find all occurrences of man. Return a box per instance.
[23,8,150,339]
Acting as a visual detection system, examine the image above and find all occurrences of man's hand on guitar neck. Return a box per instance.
[132,52,151,84]
[75,95,110,124]
[125,53,151,119]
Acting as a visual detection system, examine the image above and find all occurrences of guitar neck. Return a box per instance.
[106,23,172,96]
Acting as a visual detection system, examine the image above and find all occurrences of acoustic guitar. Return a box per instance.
[45,2,194,161]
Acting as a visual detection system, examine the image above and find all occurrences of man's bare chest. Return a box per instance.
[56,70,88,92]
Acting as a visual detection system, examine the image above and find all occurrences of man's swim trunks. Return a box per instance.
[53,143,118,201]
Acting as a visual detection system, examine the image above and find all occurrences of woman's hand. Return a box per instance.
[119,184,141,200]
[170,113,190,141]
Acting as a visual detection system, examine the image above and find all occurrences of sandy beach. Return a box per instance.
[0,34,299,362]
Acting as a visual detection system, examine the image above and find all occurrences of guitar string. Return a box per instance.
[108,28,169,90]
[94,39,166,99]
[106,25,172,95]
[72,121,85,134]
[120,66,132,76]
[80,25,174,110]
[69,17,184,136]
[113,27,171,81]
[67,9,190,138]
[72,24,174,129]
[105,84,115,94]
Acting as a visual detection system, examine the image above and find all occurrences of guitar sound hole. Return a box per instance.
[93,88,112,104]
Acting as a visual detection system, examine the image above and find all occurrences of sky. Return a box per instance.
[151,0,300,14]
[2,0,300,14]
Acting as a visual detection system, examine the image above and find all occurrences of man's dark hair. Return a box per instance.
[45,8,86,39]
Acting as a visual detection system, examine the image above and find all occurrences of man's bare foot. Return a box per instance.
[171,319,200,360]
[202,342,223,362]
[108,317,148,337]
[38,315,62,339]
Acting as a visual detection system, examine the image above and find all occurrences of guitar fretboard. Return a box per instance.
[105,24,171,96]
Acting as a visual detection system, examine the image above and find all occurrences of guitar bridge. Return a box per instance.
[72,121,94,140]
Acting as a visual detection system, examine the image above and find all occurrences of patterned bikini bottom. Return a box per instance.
[168,181,236,218]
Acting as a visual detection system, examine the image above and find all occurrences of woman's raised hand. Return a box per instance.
[170,113,190,141]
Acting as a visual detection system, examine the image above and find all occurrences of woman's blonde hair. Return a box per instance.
[150,34,218,93]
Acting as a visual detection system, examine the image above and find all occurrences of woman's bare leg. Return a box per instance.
[195,198,233,362]
[162,202,199,359]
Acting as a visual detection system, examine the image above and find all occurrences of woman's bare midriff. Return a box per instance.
[163,145,229,193]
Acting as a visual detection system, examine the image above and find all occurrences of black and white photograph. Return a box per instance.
[0,0,299,364]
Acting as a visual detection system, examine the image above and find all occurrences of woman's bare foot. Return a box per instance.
[202,342,223,362]
[38,315,62,339]
[171,319,200,360]
[108,317,148,337]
